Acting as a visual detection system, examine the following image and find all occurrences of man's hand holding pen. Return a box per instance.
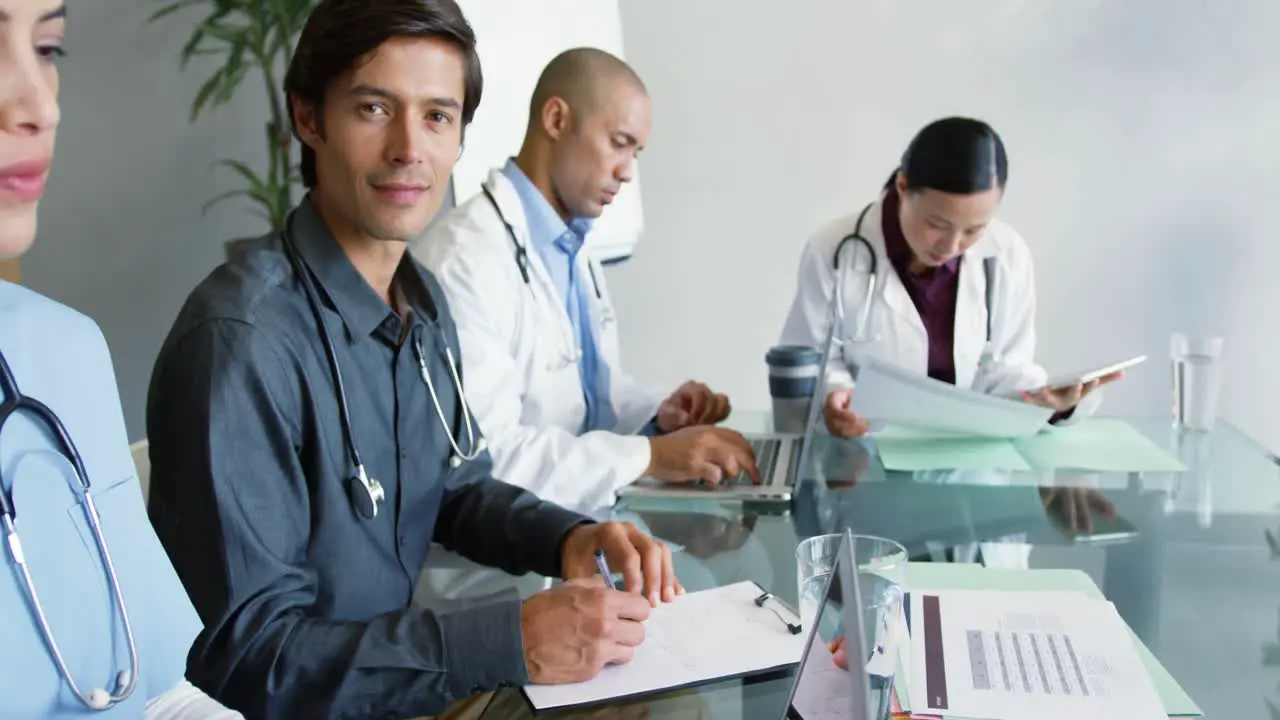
[522,521,683,685]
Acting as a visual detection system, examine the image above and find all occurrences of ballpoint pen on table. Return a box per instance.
[594,548,618,590]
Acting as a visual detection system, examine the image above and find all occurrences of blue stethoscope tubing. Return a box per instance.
[0,349,140,711]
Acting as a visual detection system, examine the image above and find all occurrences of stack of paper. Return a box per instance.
[521,580,805,711]
[890,563,1203,719]
[906,589,1165,720]
[872,419,1187,473]
[850,358,1055,439]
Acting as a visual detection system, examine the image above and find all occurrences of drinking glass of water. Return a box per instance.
[1170,332,1224,432]
[796,534,907,627]
[796,534,908,720]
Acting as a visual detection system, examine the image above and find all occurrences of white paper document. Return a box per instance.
[850,358,1054,439]
[522,581,806,711]
[907,590,1166,720]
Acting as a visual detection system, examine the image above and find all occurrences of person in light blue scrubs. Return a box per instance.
[0,1,239,717]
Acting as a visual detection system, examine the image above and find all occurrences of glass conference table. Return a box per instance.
[474,413,1280,719]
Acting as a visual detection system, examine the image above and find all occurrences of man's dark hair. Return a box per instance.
[284,0,484,188]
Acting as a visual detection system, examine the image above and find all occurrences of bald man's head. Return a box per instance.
[528,47,647,125]
[516,47,651,220]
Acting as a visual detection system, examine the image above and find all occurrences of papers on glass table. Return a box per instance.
[521,581,805,711]
[850,358,1054,439]
[907,589,1167,720]
[871,419,1187,473]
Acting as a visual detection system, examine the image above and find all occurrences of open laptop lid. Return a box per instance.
[782,529,873,720]
[790,311,839,486]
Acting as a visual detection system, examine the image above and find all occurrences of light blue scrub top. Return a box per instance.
[0,281,202,717]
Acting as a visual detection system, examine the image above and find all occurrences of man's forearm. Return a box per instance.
[199,599,527,718]
[435,472,592,578]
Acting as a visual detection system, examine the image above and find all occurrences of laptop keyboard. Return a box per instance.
[729,438,782,486]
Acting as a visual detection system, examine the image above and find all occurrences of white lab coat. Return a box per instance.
[412,168,666,511]
[778,191,1101,419]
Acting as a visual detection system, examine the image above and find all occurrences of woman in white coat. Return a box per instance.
[779,117,1120,439]
[0,2,239,716]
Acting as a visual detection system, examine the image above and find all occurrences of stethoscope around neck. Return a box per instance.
[829,201,999,369]
[281,211,485,521]
[480,181,604,371]
[0,350,140,711]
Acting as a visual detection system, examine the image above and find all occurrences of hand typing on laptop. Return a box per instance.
[646,426,761,485]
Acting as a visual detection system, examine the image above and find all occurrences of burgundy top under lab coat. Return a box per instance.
[880,186,962,385]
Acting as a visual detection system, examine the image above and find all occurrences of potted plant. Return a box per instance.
[149,0,318,256]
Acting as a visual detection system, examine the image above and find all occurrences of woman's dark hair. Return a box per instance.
[883,117,1008,195]
[284,0,484,188]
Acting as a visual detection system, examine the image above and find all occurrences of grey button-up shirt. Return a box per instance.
[146,196,590,719]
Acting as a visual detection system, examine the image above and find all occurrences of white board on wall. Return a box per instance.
[455,0,644,263]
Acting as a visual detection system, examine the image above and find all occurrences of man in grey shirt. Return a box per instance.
[145,1,680,717]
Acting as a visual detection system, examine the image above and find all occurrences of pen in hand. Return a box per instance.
[594,548,618,591]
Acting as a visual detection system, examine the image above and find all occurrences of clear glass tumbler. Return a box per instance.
[795,534,908,720]
[1170,333,1225,432]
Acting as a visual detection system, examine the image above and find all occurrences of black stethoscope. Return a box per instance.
[281,212,485,521]
[831,200,998,362]
[480,183,603,299]
[0,350,140,711]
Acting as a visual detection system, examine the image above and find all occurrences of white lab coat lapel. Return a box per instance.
[855,197,929,376]
[848,195,995,389]
[482,170,578,364]
[953,240,996,389]
[578,254,615,354]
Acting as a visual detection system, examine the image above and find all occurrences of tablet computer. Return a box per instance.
[1000,354,1146,398]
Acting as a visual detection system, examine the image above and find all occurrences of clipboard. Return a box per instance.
[520,580,807,713]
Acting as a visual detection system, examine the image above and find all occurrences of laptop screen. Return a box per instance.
[783,531,871,720]
[791,304,840,486]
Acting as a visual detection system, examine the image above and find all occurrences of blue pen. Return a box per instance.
[594,549,618,590]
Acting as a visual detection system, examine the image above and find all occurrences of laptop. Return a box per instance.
[782,529,874,720]
[618,336,836,503]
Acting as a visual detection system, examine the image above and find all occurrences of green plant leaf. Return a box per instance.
[267,0,316,57]
[147,0,205,24]
[161,0,315,232]
[1268,698,1280,720]
[201,187,274,226]
[213,158,269,193]
[201,188,255,214]
[189,70,227,123]
[213,55,251,107]
[202,19,253,47]
[178,26,208,68]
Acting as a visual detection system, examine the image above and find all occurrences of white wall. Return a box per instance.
[454,0,644,263]
[613,0,1280,452]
